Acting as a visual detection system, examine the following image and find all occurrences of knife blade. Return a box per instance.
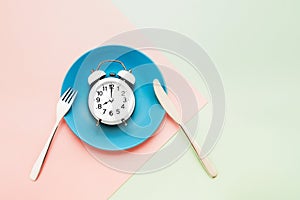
[153,79,218,178]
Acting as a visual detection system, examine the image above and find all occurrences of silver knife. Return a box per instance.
[153,79,218,178]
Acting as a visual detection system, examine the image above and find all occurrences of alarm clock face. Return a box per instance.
[88,77,135,125]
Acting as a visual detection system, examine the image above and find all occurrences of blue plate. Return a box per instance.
[61,45,166,150]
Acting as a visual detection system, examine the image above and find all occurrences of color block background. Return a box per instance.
[1,0,300,199]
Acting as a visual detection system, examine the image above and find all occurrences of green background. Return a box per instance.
[110,0,300,199]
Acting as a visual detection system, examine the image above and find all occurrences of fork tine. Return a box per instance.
[64,89,74,103]
[68,90,78,104]
[62,88,71,101]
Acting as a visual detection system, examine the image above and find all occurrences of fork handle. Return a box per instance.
[30,120,60,181]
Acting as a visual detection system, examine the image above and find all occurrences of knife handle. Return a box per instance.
[180,124,218,178]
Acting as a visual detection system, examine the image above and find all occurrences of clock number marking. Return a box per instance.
[109,84,114,89]
[116,109,120,114]
[121,104,125,109]
[96,97,100,102]
[109,110,113,116]
[98,104,102,109]
[103,86,107,91]
[103,109,106,114]
[121,91,125,96]
[97,91,103,96]
[117,86,120,91]
[123,97,127,103]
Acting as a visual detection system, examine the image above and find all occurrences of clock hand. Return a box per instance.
[103,98,114,105]
[103,100,109,105]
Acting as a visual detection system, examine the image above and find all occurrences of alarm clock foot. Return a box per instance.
[96,119,101,126]
[121,119,128,126]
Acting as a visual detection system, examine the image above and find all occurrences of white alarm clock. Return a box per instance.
[88,60,135,126]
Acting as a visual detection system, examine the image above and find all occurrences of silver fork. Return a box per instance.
[30,88,78,181]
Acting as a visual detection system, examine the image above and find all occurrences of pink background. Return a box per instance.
[0,0,206,199]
